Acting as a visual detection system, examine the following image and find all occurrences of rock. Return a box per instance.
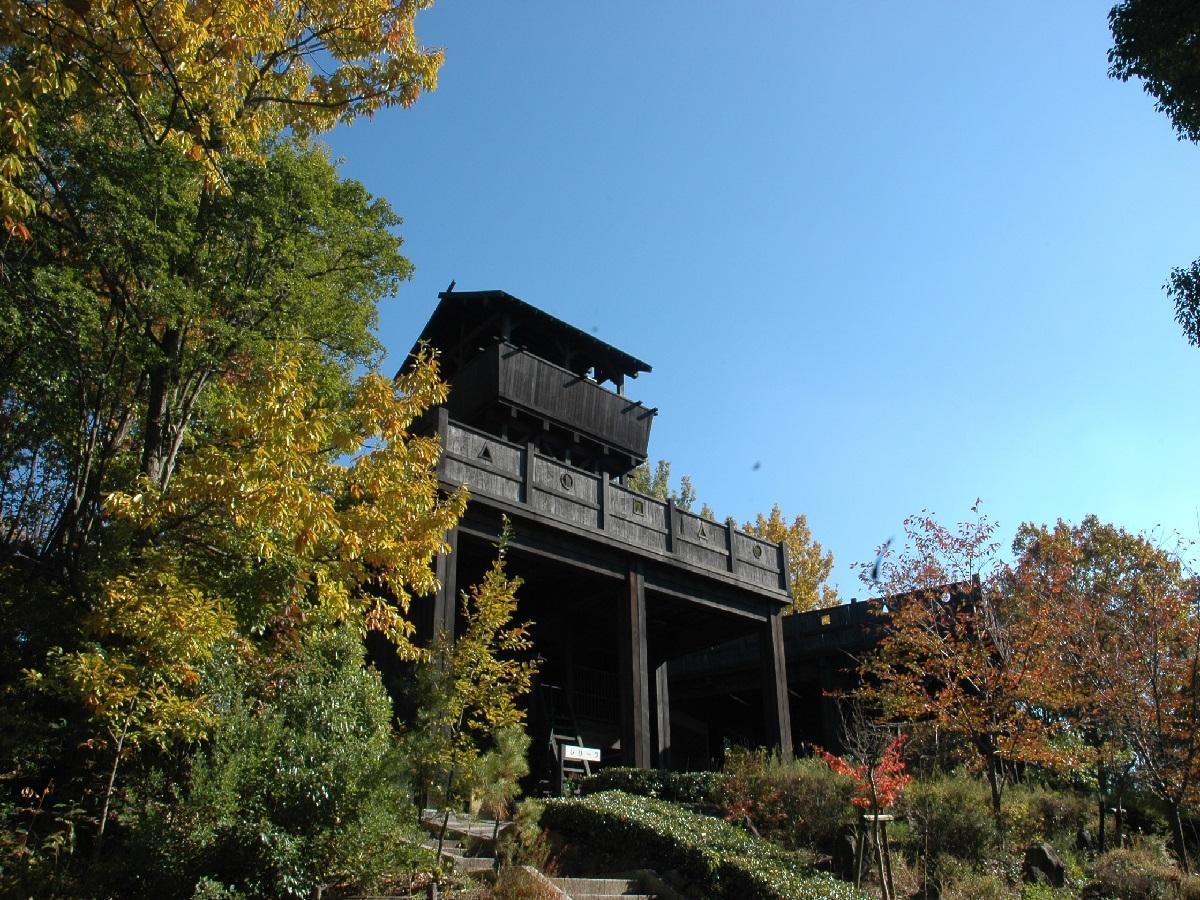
[829,827,859,882]
[1023,841,1066,888]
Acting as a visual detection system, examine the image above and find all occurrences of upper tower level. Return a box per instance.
[406,288,656,477]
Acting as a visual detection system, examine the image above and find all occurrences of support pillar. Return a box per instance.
[618,559,651,769]
[432,527,459,643]
[760,610,793,760]
[655,661,672,770]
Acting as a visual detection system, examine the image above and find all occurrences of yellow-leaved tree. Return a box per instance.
[31,345,467,853]
[0,0,442,224]
[746,504,839,613]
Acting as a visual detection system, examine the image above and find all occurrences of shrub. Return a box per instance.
[901,773,997,862]
[1004,785,1092,846]
[722,750,856,854]
[577,767,728,806]
[109,629,428,899]
[1089,842,1180,900]
[578,767,668,798]
[542,790,867,900]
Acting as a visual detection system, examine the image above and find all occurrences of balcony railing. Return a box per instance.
[447,341,654,459]
[439,416,788,596]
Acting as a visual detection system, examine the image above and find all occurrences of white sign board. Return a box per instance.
[562,745,601,762]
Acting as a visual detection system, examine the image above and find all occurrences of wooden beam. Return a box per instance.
[760,610,793,761]
[619,559,652,769]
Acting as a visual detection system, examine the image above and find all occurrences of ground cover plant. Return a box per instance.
[542,789,868,900]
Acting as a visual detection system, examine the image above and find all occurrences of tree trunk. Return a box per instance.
[1097,766,1108,854]
[142,326,180,487]
[984,748,1002,826]
[1170,801,1190,873]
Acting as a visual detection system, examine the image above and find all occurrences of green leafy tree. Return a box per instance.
[407,522,537,863]
[1,103,410,570]
[745,504,838,613]
[627,458,715,519]
[1109,1,1200,346]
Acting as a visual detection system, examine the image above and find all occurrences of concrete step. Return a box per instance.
[550,876,653,898]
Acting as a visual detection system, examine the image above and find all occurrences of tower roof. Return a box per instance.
[404,288,652,385]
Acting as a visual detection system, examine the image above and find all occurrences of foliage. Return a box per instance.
[1010,516,1198,867]
[1090,841,1189,900]
[1108,3,1200,348]
[901,772,998,863]
[577,767,728,806]
[0,0,442,223]
[105,627,427,900]
[817,735,911,811]
[627,458,714,518]
[746,505,838,612]
[721,749,856,855]
[405,523,536,864]
[1,109,410,564]
[859,508,1073,823]
[10,345,465,876]
[542,790,868,900]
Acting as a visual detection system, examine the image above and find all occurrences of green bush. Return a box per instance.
[722,750,856,854]
[109,628,429,899]
[901,773,997,862]
[577,767,727,806]
[1003,785,1092,846]
[578,767,669,798]
[542,790,867,900]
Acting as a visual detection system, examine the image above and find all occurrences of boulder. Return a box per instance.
[1023,841,1066,887]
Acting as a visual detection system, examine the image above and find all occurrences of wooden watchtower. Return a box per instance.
[408,288,794,776]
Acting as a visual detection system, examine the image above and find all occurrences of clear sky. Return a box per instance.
[326,1,1200,598]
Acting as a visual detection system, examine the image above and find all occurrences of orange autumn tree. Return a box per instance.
[859,508,1067,824]
[1012,516,1200,870]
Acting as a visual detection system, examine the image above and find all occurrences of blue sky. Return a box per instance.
[327,1,1200,597]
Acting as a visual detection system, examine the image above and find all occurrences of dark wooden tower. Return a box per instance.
[407,288,794,781]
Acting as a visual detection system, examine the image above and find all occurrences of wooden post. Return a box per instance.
[619,559,651,769]
[523,442,536,505]
[760,610,792,760]
[655,661,671,771]
[665,499,676,554]
[436,406,450,479]
[725,518,737,572]
[599,472,609,532]
[778,538,793,596]
[433,527,459,643]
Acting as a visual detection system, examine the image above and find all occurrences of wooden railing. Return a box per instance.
[439,415,788,595]
[447,341,655,459]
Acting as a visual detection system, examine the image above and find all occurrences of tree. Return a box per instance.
[1109,1,1200,346]
[1,104,410,572]
[745,504,838,613]
[0,0,443,224]
[21,345,467,866]
[859,509,1062,824]
[406,521,537,864]
[628,459,697,511]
